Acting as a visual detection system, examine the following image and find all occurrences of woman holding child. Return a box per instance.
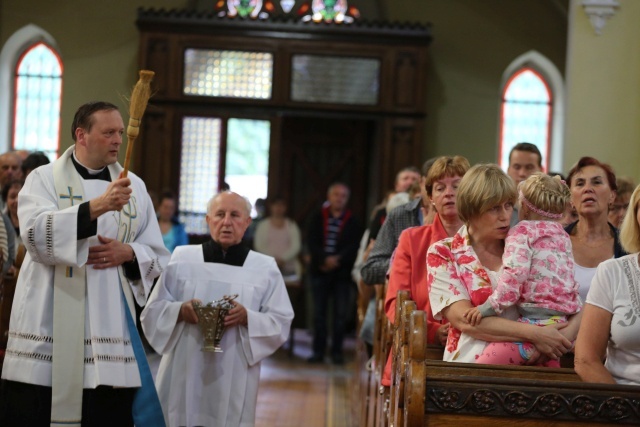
[428,164,578,364]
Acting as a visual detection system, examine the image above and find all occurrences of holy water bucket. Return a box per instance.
[193,294,238,352]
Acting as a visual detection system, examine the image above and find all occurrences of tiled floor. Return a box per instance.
[255,330,355,427]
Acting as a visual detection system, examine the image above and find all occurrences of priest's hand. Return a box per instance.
[178,299,201,324]
[225,300,248,328]
[89,174,132,220]
[88,235,135,269]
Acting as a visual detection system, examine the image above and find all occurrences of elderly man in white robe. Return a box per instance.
[142,191,294,427]
[0,101,170,427]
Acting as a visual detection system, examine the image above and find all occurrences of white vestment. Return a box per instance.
[1,159,170,388]
[141,244,294,427]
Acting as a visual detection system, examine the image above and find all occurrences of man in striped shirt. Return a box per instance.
[306,183,362,364]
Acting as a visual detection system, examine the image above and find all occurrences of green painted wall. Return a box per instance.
[1,0,189,156]
[383,0,568,167]
[564,0,640,182]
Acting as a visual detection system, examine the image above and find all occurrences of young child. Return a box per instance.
[464,172,581,367]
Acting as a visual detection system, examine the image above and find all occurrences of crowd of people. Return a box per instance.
[0,100,639,427]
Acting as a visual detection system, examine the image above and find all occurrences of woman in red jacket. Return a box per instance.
[381,155,469,386]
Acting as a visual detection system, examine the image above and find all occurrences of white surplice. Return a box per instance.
[141,244,294,427]
[1,160,170,388]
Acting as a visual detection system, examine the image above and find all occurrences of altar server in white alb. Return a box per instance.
[142,191,294,427]
[0,101,170,427]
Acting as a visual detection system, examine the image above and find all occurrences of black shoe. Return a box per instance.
[307,354,324,364]
[331,354,344,365]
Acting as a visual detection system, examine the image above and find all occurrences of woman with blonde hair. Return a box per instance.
[428,164,577,364]
[575,183,640,385]
[465,173,581,366]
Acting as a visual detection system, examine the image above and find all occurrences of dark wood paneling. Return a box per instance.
[135,11,431,226]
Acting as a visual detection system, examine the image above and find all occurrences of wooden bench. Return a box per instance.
[353,281,377,426]
[397,309,640,426]
[389,297,417,427]
[372,283,396,427]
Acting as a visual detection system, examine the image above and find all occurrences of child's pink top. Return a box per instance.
[477,220,581,319]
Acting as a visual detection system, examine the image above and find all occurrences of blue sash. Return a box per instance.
[121,290,166,427]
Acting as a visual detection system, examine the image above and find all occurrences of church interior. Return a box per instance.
[1,0,640,426]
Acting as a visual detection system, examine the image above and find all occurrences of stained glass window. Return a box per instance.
[499,68,552,171]
[179,117,222,235]
[183,49,273,99]
[291,55,379,105]
[299,0,360,23]
[13,42,62,160]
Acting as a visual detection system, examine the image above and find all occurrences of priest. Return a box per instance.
[141,191,294,427]
[0,101,170,426]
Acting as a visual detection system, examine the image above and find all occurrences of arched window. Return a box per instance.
[13,42,62,160]
[498,51,564,172]
[0,25,61,157]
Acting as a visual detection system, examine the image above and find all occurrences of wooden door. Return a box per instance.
[275,116,373,231]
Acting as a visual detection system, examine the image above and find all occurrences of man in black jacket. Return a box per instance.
[306,182,362,364]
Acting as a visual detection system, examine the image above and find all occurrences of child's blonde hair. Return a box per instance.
[519,172,570,218]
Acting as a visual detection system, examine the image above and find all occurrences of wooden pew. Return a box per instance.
[372,283,397,427]
[353,280,376,426]
[371,283,389,426]
[389,298,417,427]
[399,309,640,426]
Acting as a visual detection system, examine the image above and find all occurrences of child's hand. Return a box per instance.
[463,307,483,326]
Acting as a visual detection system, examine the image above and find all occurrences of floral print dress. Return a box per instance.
[427,225,519,362]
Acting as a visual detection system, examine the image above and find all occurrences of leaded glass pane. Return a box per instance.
[291,55,379,105]
[13,43,62,160]
[225,118,270,217]
[179,117,222,235]
[500,69,551,170]
[183,49,273,99]
[504,70,550,103]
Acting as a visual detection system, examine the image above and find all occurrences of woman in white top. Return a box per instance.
[254,196,302,283]
[564,157,625,302]
[575,183,640,385]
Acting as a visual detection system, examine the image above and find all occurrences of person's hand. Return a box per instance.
[549,320,577,351]
[224,300,248,328]
[4,265,17,280]
[436,323,449,346]
[524,348,551,366]
[530,324,572,360]
[463,307,483,326]
[323,255,340,271]
[178,299,201,324]
[87,235,135,269]
[90,173,132,219]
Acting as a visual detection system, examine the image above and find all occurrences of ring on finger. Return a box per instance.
[103,257,106,263]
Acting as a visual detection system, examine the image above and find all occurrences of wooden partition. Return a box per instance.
[135,9,432,229]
